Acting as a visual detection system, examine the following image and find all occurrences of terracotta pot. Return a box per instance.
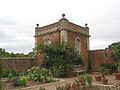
[114,73,120,80]
[101,78,108,84]
[106,69,112,75]
[67,72,73,78]
[95,76,102,81]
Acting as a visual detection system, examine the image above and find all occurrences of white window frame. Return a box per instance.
[44,38,51,45]
[75,37,81,54]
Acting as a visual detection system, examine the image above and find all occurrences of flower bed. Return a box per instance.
[2,66,60,90]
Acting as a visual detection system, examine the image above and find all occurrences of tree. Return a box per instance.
[107,42,120,49]
[0,48,29,58]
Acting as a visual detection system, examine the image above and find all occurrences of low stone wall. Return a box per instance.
[89,49,115,71]
[0,58,36,72]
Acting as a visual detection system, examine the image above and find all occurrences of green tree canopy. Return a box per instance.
[107,42,120,49]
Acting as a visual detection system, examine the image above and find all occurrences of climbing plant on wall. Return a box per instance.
[37,42,84,77]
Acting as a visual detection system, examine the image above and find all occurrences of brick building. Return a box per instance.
[34,14,90,69]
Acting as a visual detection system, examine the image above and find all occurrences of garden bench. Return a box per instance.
[74,65,86,76]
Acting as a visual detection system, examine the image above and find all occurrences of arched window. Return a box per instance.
[44,38,51,45]
[75,37,81,54]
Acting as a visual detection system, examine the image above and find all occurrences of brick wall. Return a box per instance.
[0,57,38,72]
[89,49,115,71]
[67,31,88,67]
[36,32,59,65]
[34,17,89,67]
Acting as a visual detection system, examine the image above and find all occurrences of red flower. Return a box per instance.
[66,87,69,90]
[72,82,77,89]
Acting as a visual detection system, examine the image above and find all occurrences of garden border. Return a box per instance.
[13,79,65,90]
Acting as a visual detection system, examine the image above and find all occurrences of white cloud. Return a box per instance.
[0,0,120,53]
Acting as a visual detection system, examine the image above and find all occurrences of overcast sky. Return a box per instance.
[0,0,120,54]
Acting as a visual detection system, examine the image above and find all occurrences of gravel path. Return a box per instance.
[20,74,120,90]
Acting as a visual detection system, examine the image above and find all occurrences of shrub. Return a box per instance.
[21,76,27,86]
[8,73,13,82]
[27,66,57,83]
[112,43,120,70]
[13,76,22,87]
[100,67,107,79]
[12,76,27,87]
[37,42,84,77]
[3,68,17,78]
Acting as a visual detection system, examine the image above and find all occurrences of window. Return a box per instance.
[75,37,81,54]
[44,38,51,45]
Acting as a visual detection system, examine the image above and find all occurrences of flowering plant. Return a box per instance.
[12,76,22,87]
[56,74,93,90]
[65,83,71,90]
[12,76,27,87]
[39,86,45,90]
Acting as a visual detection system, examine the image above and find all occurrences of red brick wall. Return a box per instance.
[0,58,34,72]
[67,31,88,70]
[36,32,58,65]
[89,49,115,71]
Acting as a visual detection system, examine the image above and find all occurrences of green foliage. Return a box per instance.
[100,67,107,79]
[27,66,57,83]
[28,48,36,58]
[101,63,117,69]
[112,42,120,70]
[107,42,120,49]
[65,64,74,72]
[37,42,84,77]
[8,73,13,81]
[3,68,17,78]
[101,63,117,73]
[86,74,93,87]
[13,76,22,87]
[21,76,27,86]
[12,76,27,87]
[0,48,29,58]
[53,64,65,77]
[77,75,86,88]
[56,74,93,90]
[39,86,45,90]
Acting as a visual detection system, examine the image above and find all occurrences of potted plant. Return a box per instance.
[101,67,108,84]
[66,64,74,78]
[94,72,102,81]
[114,63,120,80]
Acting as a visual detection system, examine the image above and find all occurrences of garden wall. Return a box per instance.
[0,55,38,72]
[89,49,115,71]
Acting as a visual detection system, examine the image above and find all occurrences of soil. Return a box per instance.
[3,79,42,90]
